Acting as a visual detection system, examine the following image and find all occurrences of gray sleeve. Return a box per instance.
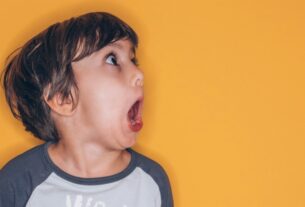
[134,151,174,207]
[0,172,15,207]
[149,164,174,207]
[0,144,52,207]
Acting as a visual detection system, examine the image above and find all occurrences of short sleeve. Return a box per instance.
[0,171,15,207]
[135,153,174,207]
[155,165,174,207]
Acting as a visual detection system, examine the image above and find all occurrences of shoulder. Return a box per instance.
[0,142,54,206]
[0,142,48,184]
[131,149,174,207]
[131,149,169,179]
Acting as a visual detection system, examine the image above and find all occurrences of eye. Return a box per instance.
[131,57,139,66]
[105,53,118,65]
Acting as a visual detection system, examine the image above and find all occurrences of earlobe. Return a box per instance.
[43,86,76,116]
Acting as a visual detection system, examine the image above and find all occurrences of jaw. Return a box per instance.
[103,95,144,149]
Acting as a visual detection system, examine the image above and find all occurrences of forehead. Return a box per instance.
[72,38,137,66]
[106,39,136,54]
[73,38,137,63]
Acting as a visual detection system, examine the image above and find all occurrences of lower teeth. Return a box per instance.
[131,119,136,125]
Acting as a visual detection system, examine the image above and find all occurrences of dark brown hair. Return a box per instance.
[1,12,138,142]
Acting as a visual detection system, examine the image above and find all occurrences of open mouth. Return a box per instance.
[127,96,144,131]
[128,100,139,122]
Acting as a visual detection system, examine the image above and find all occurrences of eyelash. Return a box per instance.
[131,57,139,66]
[105,52,139,67]
[105,52,117,66]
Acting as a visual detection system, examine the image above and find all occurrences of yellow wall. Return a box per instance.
[1,0,305,206]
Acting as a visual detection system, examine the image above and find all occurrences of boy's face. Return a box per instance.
[71,38,144,150]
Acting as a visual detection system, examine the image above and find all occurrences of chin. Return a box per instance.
[125,138,137,148]
[120,116,140,149]
[120,135,137,149]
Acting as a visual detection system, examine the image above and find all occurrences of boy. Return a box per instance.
[0,12,173,207]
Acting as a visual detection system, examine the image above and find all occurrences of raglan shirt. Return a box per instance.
[0,141,173,207]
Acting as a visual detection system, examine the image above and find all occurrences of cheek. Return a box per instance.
[78,81,126,123]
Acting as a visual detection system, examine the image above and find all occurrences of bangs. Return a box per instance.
[60,12,138,63]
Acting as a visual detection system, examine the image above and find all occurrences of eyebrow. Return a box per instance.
[107,41,136,55]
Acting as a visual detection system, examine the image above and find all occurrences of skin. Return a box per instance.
[45,38,144,178]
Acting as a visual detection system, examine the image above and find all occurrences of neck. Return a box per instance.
[48,139,131,178]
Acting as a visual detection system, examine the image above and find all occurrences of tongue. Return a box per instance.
[128,101,143,132]
[128,116,143,132]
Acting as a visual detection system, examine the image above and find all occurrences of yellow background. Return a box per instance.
[1,0,305,206]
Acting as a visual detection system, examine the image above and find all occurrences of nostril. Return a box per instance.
[137,79,143,87]
[131,72,144,87]
[137,76,144,86]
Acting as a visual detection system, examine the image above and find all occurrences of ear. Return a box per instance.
[43,85,76,116]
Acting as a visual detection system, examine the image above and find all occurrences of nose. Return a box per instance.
[131,69,144,88]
